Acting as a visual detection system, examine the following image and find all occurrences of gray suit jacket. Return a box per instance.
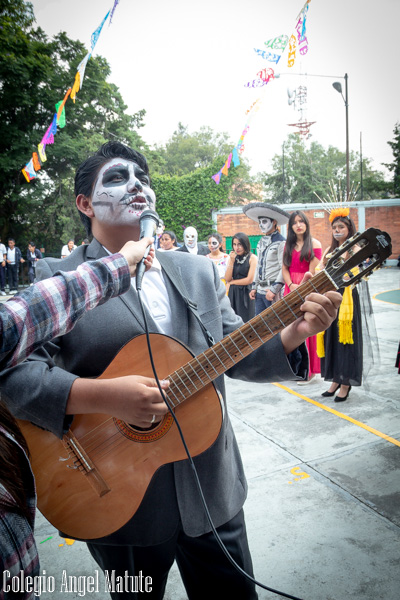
[0,238,305,545]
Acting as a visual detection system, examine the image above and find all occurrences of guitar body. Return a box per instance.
[18,334,223,540]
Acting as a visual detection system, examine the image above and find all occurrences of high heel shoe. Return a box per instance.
[334,385,351,402]
[321,383,340,397]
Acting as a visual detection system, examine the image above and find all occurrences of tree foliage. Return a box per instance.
[0,0,147,253]
[383,122,400,197]
[151,123,261,225]
[152,158,247,242]
[154,123,236,176]
[259,134,390,203]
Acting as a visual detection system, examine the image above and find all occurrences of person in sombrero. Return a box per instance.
[242,202,289,315]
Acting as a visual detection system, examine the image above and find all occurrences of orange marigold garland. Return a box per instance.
[328,206,350,223]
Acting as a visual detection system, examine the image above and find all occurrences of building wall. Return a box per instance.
[215,200,399,261]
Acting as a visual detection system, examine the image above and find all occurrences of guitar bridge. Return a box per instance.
[63,431,110,497]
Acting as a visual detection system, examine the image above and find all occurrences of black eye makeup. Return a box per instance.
[102,166,130,186]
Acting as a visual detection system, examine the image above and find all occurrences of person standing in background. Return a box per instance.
[154,219,165,249]
[206,233,229,283]
[243,202,289,314]
[225,232,257,322]
[26,242,43,285]
[6,238,24,294]
[282,211,322,384]
[318,211,363,402]
[177,226,209,255]
[61,239,77,259]
[0,237,6,296]
[159,230,179,251]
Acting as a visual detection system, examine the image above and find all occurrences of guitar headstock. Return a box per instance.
[324,228,392,289]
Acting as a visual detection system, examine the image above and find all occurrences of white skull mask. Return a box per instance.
[184,227,198,249]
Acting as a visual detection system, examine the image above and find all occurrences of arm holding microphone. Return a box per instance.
[0,237,154,369]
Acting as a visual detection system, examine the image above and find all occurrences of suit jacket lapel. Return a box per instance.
[87,238,159,334]
[156,252,189,345]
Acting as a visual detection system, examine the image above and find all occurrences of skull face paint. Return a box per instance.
[184,227,198,249]
[332,220,349,243]
[91,158,155,227]
[258,217,275,235]
[208,237,220,251]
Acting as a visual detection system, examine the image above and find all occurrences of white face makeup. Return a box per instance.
[208,237,220,251]
[258,217,274,235]
[184,227,198,249]
[91,158,155,227]
[332,220,349,243]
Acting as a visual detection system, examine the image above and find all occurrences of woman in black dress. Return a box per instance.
[225,232,257,322]
[318,212,362,402]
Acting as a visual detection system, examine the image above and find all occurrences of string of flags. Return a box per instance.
[21,0,120,183]
[212,0,311,184]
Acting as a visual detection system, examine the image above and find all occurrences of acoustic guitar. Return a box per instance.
[18,228,392,539]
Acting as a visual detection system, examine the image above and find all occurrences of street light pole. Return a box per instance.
[344,73,350,202]
[276,71,351,199]
[333,73,350,201]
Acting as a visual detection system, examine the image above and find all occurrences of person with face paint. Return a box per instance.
[242,202,289,315]
[225,232,257,322]
[206,233,229,282]
[318,211,363,401]
[176,226,209,255]
[0,141,342,600]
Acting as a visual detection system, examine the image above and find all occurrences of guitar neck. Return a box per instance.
[166,270,335,407]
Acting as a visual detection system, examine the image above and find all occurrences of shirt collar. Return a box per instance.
[102,244,161,275]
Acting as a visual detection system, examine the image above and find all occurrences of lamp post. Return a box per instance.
[332,73,350,201]
[276,71,351,200]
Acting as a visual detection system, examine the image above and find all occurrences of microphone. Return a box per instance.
[136,209,159,290]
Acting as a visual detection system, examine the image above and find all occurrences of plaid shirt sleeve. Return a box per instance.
[0,253,131,369]
[0,428,39,597]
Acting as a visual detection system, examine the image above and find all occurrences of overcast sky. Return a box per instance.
[30,0,399,177]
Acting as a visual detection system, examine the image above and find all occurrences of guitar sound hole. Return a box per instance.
[129,423,158,432]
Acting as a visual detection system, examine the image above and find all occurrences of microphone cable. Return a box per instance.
[136,289,305,600]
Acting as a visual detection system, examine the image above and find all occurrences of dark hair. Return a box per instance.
[162,230,178,246]
[232,232,251,255]
[75,141,149,236]
[208,233,224,251]
[28,241,36,247]
[8,238,15,243]
[0,401,31,520]
[283,211,315,267]
[324,215,356,264]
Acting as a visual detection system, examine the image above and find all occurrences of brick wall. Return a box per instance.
[217,203,399,260]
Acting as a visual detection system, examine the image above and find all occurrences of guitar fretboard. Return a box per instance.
[166,270,335,406]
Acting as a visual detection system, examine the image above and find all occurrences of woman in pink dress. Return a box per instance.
[282,211,322,383]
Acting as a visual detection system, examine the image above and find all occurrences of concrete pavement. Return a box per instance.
[6,266,400,599]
